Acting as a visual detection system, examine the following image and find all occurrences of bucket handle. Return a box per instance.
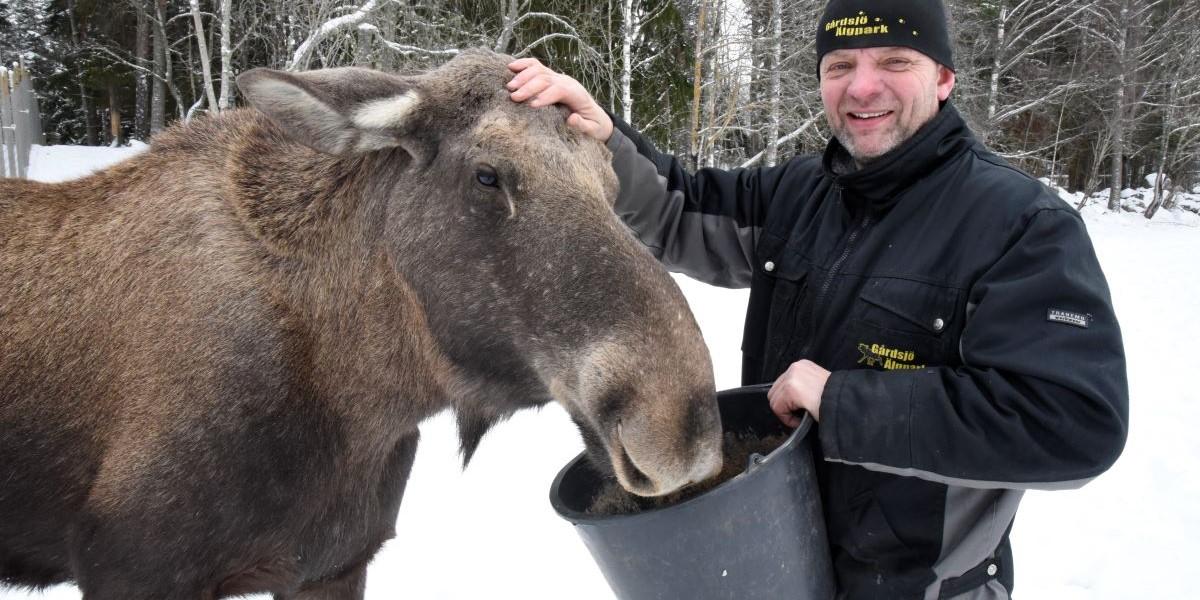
[740,381,810,432]
[733,382,814,475]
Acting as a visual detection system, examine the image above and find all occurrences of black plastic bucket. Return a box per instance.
[549,384,835,600]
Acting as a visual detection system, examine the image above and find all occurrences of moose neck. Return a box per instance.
[225,114,454,450]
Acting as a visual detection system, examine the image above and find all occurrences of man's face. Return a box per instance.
[819,46,955,164]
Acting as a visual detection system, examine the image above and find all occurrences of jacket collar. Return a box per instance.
[822,102,974,206]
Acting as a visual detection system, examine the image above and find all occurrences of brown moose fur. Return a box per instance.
[0,50,722,599]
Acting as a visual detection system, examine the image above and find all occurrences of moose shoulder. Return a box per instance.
[0,51,722,600]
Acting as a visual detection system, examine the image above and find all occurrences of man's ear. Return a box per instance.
[237,67,427,157]
[936,65,956,102]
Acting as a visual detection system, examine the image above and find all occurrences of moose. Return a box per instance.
[0,50,723,599]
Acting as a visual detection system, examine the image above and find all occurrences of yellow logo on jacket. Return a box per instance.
[857,343,926,371]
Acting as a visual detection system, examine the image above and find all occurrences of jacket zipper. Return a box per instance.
[801,187,873,356]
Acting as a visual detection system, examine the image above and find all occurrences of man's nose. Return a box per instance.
[846,64,883,102]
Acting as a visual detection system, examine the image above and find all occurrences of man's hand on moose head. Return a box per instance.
[507,58,615,143]
[768,360,831,427]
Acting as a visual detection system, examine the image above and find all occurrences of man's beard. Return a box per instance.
[832,123,912,167]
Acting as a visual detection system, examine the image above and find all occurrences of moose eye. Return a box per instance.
[475,167,499,188]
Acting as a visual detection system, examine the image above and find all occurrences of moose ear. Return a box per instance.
[237,67,425,156]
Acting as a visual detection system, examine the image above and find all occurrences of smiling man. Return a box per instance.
[507,0,1128,598]
[822,44,954,164]
[818,4,956,166]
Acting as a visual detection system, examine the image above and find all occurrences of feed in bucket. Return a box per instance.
[587,430,788,515]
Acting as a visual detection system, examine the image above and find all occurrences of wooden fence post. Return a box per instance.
[19,58,43,145]
[13,64,31,178]
[0,67,17,178]
[0,61,44,179]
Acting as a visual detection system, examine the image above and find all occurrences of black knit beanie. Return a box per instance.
[816,0,955,73]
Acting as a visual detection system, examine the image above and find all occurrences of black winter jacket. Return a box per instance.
[606,103,1128,599]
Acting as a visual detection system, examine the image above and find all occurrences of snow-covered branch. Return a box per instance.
[288,0,380,71]
[354,24,460,58]
[739,113,825,168]
[508,12,578,37]
[514,34,597,59]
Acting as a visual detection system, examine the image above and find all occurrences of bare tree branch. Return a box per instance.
[288,0,380,70]
[740,112,824,168]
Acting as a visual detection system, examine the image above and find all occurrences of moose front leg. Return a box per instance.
[274,562,367,600]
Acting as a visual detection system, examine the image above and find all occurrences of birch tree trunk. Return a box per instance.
[135,0,150,139]
[1144,80,1177,219]
[607,0,616,114]
[1107,0,1131,212]
[1162,186,1179,211]
[64,0,97,145]
[218,0,232,110]
[765,0,781,167]
[494,0,521,53]
[108,86,121,146]
[1108,80,1125,211]
[355,27,373,66]
[80,87,97,145]
[986,1,1007,139]
[979,0,1093,149]
[1082,129,1109,203]
[701,32,717,168]
[150,0,167,132]
[620,0,637,125]
[190,0,220,113]
[376,1,399,72]
[157,0,187,121]
[688,0,708,167]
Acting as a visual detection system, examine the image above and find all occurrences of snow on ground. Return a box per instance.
[4,147,1197,599]
[24,142,148,183]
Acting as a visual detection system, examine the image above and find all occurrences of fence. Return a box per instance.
[0,60,44,179]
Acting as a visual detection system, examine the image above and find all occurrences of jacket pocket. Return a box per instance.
[830,473,946,597]
[742,233,809,373]
[857,277,959,338]
[843,492,909,563]
[847,278,961,371]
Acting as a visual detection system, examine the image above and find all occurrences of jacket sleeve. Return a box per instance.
[818,207,1129,490]
[606,117,783,289]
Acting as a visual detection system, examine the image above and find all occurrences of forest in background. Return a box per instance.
[2,0,1198,214]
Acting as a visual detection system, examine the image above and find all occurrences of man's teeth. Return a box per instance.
[851,111,889,119]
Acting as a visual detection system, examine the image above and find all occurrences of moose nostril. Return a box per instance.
[616,440,654,493]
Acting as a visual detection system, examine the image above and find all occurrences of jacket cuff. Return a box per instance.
[819,370,914,469]
[818,371,847,461]
[606,126,628,153]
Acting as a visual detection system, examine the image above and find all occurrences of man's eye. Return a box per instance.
[476,168,499,188]
[827,63,850,72]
